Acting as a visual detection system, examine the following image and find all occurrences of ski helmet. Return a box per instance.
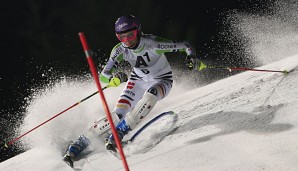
[115,15,141,34]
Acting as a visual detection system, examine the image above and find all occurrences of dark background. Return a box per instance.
[0,0,271,162]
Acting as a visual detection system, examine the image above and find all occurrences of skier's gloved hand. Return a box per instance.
[112,72,128,83]
[185,55,200,70]
[184,41,198,70]
[0,141,8,151]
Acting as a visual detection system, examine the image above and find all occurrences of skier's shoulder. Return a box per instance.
[141,34,172,43]
[110,42,125,60]
[111,42,124,52]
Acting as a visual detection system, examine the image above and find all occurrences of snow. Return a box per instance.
[0,54,297,171]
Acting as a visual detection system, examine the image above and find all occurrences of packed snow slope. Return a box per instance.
[0,54,297,171]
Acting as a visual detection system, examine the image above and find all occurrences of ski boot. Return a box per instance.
[63,135,90,168]
[105,119,131,153]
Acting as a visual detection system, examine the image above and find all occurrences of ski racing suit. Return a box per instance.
[100,34,195,130]
[66,34,195,158]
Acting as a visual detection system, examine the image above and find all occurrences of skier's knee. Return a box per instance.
[147,87,158,96]
[147,83,169,100]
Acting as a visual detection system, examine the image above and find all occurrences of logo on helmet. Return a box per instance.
[117,23,128,30]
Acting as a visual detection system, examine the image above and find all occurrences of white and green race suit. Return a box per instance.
[100,34,195,120]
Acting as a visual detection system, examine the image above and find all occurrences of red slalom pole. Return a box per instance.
[78,32,129,171]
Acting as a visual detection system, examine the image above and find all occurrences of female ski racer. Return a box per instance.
[63,14,199,167]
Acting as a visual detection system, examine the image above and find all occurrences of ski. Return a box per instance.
[126,111,176,143]
[109,111,177,156]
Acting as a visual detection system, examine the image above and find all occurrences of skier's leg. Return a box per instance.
[63,113,121,167]
[125,79,173,129]
[110,79,145,120]
[124,92,158,129]
[105,79,147,151]
[65,79,145,155]
[106,80,173,151]
[63,79,144,164]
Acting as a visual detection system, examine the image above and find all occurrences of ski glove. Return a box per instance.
[185,55,200,70]
[112,72,128,83]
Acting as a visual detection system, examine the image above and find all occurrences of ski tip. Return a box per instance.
[165,111,177,117]
[163,111,175,115]
[106,149,121,159]
[63,155,74,168]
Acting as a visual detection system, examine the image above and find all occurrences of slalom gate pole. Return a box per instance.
[78,32,129,171]
[197,61,289,74]
[0,85,112,149]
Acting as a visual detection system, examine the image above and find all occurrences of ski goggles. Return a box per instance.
[116,30,138,42]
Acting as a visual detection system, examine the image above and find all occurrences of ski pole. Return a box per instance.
[0,79,120,149]
[197,61,289,74]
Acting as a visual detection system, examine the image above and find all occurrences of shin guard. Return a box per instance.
[125,92,158,129]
